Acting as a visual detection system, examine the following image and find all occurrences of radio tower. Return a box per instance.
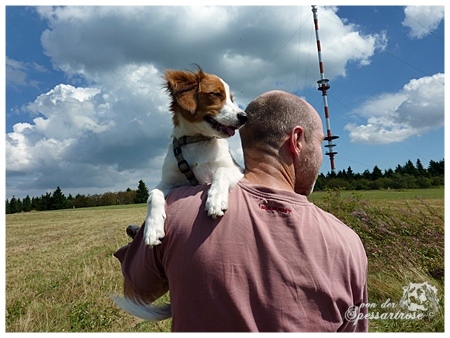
[311,5,339,172]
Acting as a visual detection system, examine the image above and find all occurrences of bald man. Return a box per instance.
[115,90,368,332]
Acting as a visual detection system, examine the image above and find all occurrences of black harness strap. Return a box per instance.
[172,135,215,186]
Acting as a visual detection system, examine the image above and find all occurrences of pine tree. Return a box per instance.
[134,180,149,204]
[22,195,32,212]
[416,159,425,175]
[403,160,418,176]
[362,169,371,180]
[31,196,42,211]
[41,192,52,211]
[371,165,383,180]
[346,166,354,179]
[384,168,394,178]
[9,196,19,214]
[428,159,444,176]
[51,186,67,210]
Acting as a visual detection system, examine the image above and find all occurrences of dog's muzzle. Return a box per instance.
[205,112,247,137]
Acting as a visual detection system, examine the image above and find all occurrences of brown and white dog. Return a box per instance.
[143,67,247,246]
[112,67,247,321]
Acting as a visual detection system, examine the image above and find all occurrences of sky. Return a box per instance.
[3,2,446,200]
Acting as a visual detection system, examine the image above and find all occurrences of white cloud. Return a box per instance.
[402,6,444,39]
[6,64,173,196]
[6,6,389,198]
[35,6,386,103]
[345,73,444,144]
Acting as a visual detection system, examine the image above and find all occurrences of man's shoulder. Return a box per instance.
[166,179,248,205]
[312,205,365,251]
[166,184,209,205]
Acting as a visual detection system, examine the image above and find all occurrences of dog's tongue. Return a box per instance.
[226,127,236,136]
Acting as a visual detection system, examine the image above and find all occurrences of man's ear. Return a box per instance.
[164,70,203,114]
[289,126,304,157]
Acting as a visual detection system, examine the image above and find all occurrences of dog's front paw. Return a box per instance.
[144,214,166,247]
[205,189,228,219]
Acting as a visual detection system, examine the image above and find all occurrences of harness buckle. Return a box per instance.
[177,160,190,174]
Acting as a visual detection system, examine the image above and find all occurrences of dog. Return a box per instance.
[112,67,247,321]
[144,66,247,246]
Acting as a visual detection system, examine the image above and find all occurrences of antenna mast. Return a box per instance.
[311,5,339,172]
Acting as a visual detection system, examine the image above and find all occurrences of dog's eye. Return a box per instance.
[209,92,223,98]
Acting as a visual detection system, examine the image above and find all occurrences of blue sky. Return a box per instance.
[3,3,445,200]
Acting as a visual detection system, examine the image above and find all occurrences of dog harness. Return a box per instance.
[173,135,215,185]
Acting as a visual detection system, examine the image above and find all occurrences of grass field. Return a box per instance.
[310,188,444,208]
[5,188,444,332]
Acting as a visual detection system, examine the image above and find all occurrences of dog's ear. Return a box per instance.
[164,69,205,114]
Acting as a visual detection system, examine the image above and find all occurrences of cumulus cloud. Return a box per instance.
[6,5,388,197]
[6,64,172,193]
[34,6,385,103]
[344,73,444,144]
[402,6,444,39]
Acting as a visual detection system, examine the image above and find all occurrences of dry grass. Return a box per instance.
[6,204,171,332]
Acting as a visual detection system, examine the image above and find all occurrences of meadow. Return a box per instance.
[5,188,444,332]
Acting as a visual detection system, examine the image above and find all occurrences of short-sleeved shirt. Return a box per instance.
[114,179,368,332]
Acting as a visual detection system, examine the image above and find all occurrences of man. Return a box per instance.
[115,90,368,332]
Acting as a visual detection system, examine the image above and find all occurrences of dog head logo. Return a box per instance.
[398,282,439,313]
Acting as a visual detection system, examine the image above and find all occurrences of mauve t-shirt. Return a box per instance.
[114,179,368,332]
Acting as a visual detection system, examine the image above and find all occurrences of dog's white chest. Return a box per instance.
[178,140,228,183]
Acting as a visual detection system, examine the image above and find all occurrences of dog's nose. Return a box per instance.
[238,112,248,124]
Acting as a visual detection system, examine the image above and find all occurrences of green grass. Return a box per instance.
[310,188,444,216]
[312,189,444,332]
[6,189,444,332]
[309,187,444,204]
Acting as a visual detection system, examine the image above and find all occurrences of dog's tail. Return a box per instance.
[111,295,172,321]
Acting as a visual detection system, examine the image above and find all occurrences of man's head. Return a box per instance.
[240,90,324,195]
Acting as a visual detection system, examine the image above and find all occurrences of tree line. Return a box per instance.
[6,180,150,214]
[5,159,444,214]
[315,159,444,191]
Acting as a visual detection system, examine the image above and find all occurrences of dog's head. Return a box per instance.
[399,282,439,312]
[164,67,247,138]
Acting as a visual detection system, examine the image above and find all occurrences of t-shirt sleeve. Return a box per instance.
[114,222,169,301]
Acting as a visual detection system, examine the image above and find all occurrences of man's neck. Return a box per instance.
[244,159,296,193]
